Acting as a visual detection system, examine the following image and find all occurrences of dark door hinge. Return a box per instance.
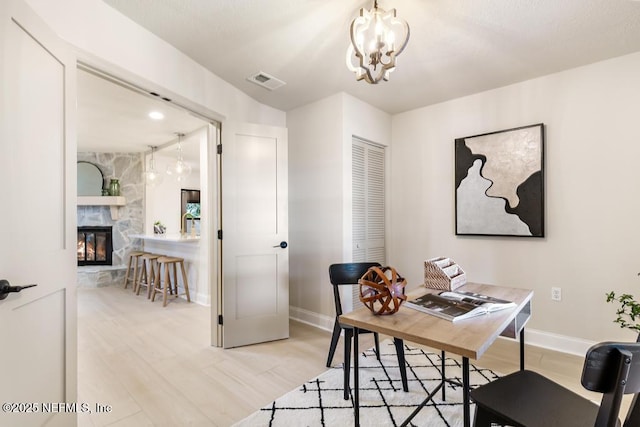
[218,314,223,325]
[217,230,223,240]
[217,144,222,154]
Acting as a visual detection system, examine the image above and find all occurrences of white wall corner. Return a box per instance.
[193,291,210,307]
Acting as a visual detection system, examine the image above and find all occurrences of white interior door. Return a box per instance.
[352,138,386,264]
[0,1,77,426]
[220,122,288,348]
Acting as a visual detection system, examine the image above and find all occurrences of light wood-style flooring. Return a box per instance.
[78,285,631,426]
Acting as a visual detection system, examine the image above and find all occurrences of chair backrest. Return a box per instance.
[580,341,640,427]
[328,262,380,317]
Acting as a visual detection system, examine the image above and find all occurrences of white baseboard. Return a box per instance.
[192,291,210,307]
[176,289,209,306]
[290,306,334,333]
[520,328,595,356]
[289,306,596,357]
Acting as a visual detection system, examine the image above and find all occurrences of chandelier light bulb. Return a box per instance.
[375,18,383,36]
[144,146,164,187]
[146,170,162,185]
[167,133,192,181]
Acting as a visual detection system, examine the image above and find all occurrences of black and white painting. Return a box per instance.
[455,124,544,237]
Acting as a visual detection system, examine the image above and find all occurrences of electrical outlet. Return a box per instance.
[551,287,562,301]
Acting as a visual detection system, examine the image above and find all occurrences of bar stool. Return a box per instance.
[123,251,146,290]
[135,253,161,298]
[152,256,191,307]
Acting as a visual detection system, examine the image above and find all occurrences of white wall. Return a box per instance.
[288,94,343,325]
[390,52,640,347]
[26,0,286,127]
[288,93,392,328]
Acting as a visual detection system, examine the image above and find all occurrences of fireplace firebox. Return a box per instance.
[77,226,113,266]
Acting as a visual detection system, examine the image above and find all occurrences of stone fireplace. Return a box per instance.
[77,152,144,287]
[77,226,113,266]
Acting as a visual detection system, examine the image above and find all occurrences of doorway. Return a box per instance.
[76,65,220,346]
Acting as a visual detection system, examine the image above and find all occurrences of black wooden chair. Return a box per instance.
[470,341,640,427]
[327,262,408,400]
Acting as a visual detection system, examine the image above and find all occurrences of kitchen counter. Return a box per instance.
[130,233,200,243]
[130,233,207,305]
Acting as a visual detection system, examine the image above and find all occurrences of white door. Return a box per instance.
[0,1,77,426]
[352,138,386,264]
[220,122,288,348]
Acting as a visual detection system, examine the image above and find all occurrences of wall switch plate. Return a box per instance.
[551,287,562,301]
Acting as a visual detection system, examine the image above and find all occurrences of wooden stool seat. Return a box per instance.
[123,251,147,290]
[135,253,161,298]
[151,256,191,307]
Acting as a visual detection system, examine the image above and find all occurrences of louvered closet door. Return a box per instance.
[352,138,386,308]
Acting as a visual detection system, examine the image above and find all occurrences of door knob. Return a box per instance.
[0,279,37,301]
[273,241,288,249]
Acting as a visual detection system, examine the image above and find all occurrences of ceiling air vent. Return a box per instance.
[246,72,286,91]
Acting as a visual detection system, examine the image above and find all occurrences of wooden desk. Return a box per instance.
[340,282,533,427]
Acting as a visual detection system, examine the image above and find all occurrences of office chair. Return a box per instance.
[470,341,640,427]
[327,262,409,400]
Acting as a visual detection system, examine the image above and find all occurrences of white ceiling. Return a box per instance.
[79,0,640,155]
[77,68,206,156]
[101,0,640,115]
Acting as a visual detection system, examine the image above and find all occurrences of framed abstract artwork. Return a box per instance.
[455,123,545,237]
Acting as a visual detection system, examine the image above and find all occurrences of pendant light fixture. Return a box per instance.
[346,0,410,84]
[143,145,163,187]
[166,132,192,182]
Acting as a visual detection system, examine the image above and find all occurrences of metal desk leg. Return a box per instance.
[520,328,525,371]
[441,350,446,401]
[462,357,470,427]
[393,338,409,392]
[353,327,360,427]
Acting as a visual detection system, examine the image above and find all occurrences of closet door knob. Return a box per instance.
[273,241,288,249]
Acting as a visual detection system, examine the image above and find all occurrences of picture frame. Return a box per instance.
[455,123,545,237]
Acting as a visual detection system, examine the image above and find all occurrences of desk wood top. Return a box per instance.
[339,282,533,360]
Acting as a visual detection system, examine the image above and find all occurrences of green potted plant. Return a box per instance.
[605,284,640,424]
[153,221,166,235]
[605,290,640,334]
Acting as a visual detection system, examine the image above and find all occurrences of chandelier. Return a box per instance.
[166,133,192,182]
[143,146,163,187]
[346,0,410,84]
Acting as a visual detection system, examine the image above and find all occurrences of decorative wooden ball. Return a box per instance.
[359,266,407,315]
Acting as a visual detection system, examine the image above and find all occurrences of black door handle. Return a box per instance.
[273,241,288,249]
[0,279,37,300]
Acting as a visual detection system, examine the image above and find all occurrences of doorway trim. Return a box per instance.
[76,60,222,347]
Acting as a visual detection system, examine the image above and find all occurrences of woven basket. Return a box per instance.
[424,257,467,291]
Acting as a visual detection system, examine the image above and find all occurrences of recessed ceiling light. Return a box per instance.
[148,111,164,120]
